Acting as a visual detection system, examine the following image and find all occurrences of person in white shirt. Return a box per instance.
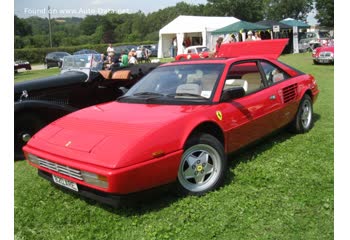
[107,43,115,56]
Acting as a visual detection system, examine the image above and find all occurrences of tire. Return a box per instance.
[58,61,62,68]
[313,60,319,65]
[289,94,313,133]
[14,114,46,160]
[177,134,227,195]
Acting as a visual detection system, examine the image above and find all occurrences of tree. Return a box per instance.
[14,15,32,36]
[263,0,314,21]
[206,0,264,22]
[315,0,334,27]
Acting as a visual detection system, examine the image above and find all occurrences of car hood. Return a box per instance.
[27,101,213,169]
[316,46,334,54]
[14,71,88,95]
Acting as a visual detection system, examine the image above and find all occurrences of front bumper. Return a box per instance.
[313,56,334,64]
[39,170,121,207]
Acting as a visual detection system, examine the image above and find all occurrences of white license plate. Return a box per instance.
[52,175,78,192]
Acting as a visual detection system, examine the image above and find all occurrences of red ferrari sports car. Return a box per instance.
[23,39,319,207]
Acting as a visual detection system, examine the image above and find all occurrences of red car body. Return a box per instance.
[23,39,319,206]
[312,45,334,64]
[175,45,210,61]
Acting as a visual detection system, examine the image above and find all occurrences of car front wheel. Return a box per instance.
[289,94,313,133]
[177,134,227,195]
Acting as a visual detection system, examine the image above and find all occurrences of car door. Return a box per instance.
[221,60,287,152]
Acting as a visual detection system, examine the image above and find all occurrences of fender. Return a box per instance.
[15,100,77,115]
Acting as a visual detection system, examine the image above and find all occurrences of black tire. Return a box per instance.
[289,94,313,134]
[58,61,62,68]
[14,114,46,160]
[313,60,319,65]
[177,134,227,196]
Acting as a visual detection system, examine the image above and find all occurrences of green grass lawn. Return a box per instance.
[14,68,60,83]
[14,53,333,240]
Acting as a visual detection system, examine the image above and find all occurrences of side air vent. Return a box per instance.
[282,84,297,104]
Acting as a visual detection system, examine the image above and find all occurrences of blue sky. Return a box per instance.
[15,0,317,24]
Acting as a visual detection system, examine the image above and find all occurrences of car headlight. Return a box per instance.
[27,153,40,165]
[81,171,108,188]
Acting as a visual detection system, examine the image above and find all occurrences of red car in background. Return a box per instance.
[312,45,334,64]
[175,45,210,60]
[23,39,319,207]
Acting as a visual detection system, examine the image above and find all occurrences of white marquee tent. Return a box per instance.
[157,15,240,58]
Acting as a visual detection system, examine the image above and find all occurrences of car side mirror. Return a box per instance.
[220,87,245,102]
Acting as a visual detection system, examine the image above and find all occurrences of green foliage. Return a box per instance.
[14,15,32,36]
[262,0,314,21]
[315,0,334,27]
[14,41,157,63]
[207,0,265,22]
[14,53,333,240]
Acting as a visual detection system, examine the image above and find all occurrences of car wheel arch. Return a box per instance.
[184,121,225,150]
[15,100,77,124]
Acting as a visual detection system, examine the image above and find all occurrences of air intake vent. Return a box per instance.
[282,84,297,104]
[38,158,83,180]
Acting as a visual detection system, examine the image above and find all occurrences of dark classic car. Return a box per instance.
[15,54,161,160]
[14,60,32,73]
[45,52,71,68]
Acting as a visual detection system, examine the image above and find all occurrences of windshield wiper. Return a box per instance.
[117,92,165,102]
[166,93,208,100]
[133,92,164,97]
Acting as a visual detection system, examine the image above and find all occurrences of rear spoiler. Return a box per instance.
[217,39,289,59]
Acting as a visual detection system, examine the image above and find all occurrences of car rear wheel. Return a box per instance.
[14,114,45,160]
[289,94,313,133]
[177,134,227,195]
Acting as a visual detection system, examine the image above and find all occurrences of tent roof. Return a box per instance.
[211,20,270,35]
[255,20,292,30]
[280,18,310,28]
[159,15,240,34]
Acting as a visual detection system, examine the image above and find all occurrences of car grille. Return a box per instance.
[319,52,332,57]
[38,158,83,180]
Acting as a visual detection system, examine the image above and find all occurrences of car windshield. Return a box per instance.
[61,54,103,72]
[56,52,70,57]
[120,63,224,104]
[319,32,330,38]
[196,47,209,53]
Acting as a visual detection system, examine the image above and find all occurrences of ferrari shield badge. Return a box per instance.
[216,111,223,121]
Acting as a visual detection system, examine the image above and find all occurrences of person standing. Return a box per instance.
[214,37,223,57]
[107,43,115,56]
[171,37,177,57]
[254,32,261,40]
[245,31,254,41]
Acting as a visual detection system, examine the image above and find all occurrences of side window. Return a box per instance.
[226,61,263,94]
[260,61,289,86]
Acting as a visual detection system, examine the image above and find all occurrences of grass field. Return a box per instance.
[14,53,334,240]
[14,68,60,83]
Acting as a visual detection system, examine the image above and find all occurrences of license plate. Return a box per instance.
[52,175,78,192]
[319,59,328,63]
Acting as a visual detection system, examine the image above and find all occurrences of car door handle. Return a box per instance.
[269,95,276,100]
